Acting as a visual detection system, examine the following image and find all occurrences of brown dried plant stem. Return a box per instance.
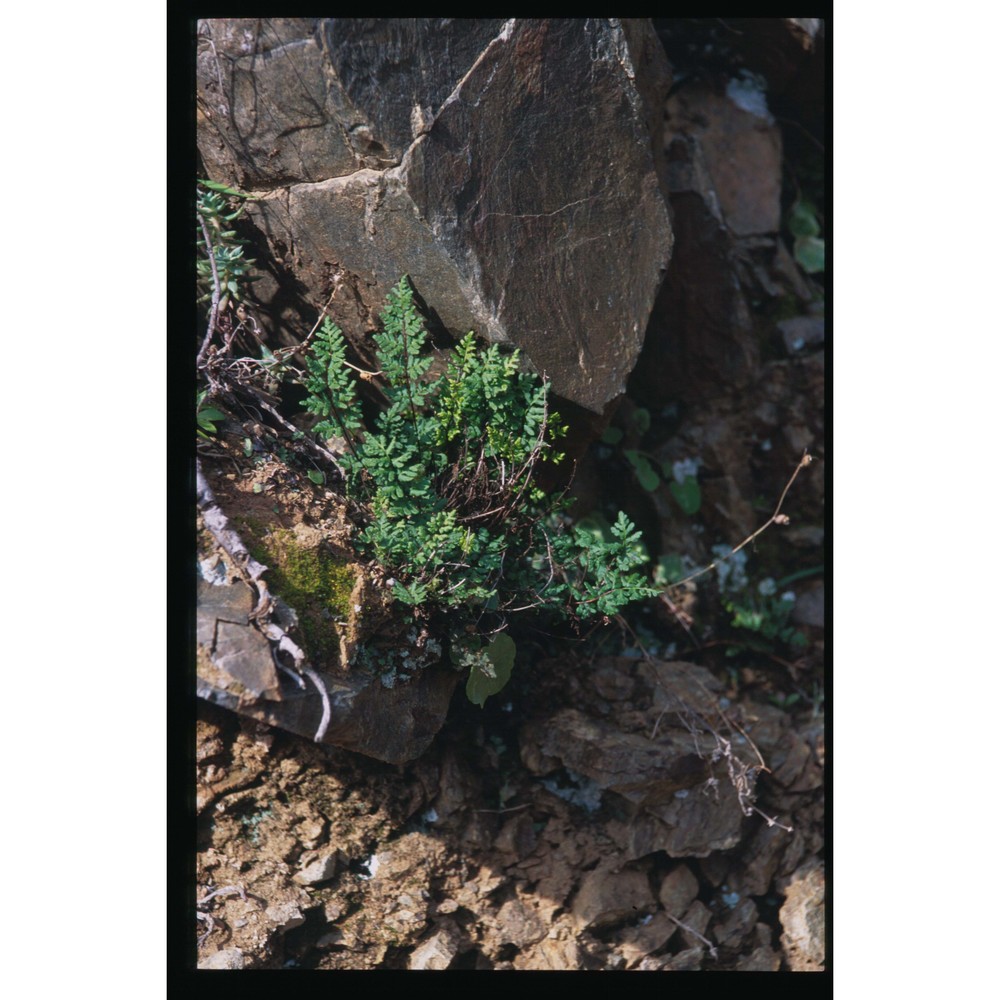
[669,450,813,594]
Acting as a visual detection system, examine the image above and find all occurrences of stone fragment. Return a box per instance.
[659,947,704,971]
[198,948,245,970]
[724,822,788,898]
[293,852,338,886]
[197,578,282,700]
[667,81,783,236]
[495,896,546,949]
[265,901,306,932]
[409,921,462,971]
[715,896,758,948]
[571,865,655,931]
[520,708,710,805]
[619,912,676,968]
[780,861,825,971]
[779,315,825,355]
[198,655,459,765]
[514,932,581,971]
[735,944,782,971]
[658,863,700,917]
[676,899,712,951]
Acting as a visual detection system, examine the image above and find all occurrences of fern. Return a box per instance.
[301,317,364,471]
[300,276,658,700]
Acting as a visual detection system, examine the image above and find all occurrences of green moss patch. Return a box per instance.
[242,522,358,665]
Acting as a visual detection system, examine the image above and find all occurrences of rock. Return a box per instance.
[198,948,245,970]
[571,865,655,930]
[666,79,783,236]
[780,861,825,971]
[660,947,704,971]
[520,707,711,805]
[619,912,676,968]
[735,943,782,972]
[409,921,462,971]
[791,579,825,628]
[293,852,338,886]
[197,18,672,414]
[196,488,460,764]
[727,18,825,125]
[715,896,758,948]
[522,660,761,858]
[265,901,306,932]
[676,899,712,951]
[496,895,547,949]
[514,932,581,971]
[494,812,538,859]
[779,315,825,355]
[197,578,281,701]
[723,821,789,898]
[658,863,700,917]
[199,652,459,765]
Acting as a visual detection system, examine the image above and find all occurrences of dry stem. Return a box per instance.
[669,450,813,593]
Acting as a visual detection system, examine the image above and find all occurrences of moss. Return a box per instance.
[239,521,358,665]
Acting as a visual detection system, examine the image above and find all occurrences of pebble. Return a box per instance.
[198,948,245,970]
[293,853,338,886]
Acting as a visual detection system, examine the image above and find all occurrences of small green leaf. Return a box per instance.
[632,408,651,436]
[624,450,660,492]
[601,426,623,445]
[306,469,325,485]
[198,406,226,424]
[243,437,253,457]
[794,236,825,274]
[198,179,258,199]
[787,200,820,238]
[466,633,516,707]
[669,476,701,514]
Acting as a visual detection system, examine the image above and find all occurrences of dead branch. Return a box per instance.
[665,914,718,960]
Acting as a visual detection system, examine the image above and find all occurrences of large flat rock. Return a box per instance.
[197,18,673,413]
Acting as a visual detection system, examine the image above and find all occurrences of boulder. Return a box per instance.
[197,18,673,414]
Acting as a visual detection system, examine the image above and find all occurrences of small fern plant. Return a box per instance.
[302,277,657,700]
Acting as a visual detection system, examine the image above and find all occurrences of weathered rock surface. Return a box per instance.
[519,660,765,858]
[197,18,673,413]
[409,921,463,971]
[572,864,656,930]
[198,660,458,767]
[780,860,826,971]
[198,947,245,970]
